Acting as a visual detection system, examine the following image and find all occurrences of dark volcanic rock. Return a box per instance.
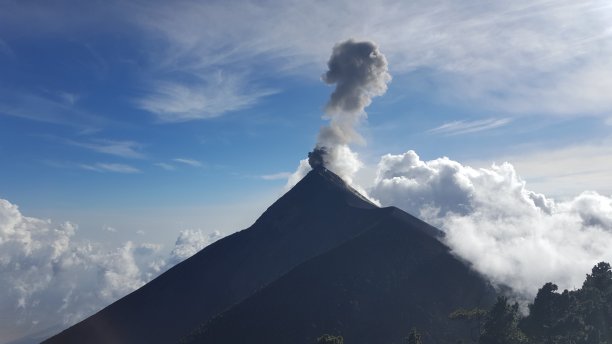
[45,169,392,344]
[182,206,494,344]
[44,168,494,344]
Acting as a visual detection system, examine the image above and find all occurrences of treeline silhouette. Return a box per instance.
[316,262,612,344]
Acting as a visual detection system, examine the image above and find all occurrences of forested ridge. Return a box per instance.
[316,262,612,344]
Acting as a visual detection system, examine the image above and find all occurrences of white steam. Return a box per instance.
[0,199,222,343]
[370,150,612,298]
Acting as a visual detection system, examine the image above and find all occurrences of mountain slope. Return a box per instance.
[44,168,408,344]
[182,206,495,344]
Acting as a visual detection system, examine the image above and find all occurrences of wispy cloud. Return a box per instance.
[0,90,107,130]
[79,163,141,174]
[3,1,612,120]
[66,139,145,159]
[173,158,203,167]
[154,162,176,171]
[137,74,277,122]
[129,0,612,118]
[428,118,511,136]
[0,38,14,58]
[469,139,612,197]
[58,92,79,105]
[260,172,292,181]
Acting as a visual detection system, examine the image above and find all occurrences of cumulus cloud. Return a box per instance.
[0,199,223,343]
[167,229,223,266]
[370,150,612,299]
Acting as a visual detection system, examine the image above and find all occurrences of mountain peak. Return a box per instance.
[303,166,349,188]
[44,161,478,344]
[284,167,377,210]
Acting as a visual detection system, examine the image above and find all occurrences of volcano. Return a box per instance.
[44,167,495,344]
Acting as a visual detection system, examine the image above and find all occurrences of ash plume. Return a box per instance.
[307,147,326,169]
[308,39,391,176]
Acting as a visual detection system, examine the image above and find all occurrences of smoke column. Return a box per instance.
[308,39,391,178]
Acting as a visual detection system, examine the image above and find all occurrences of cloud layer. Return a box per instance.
[128,0,612,119]
[370,151,612,299]
[1,1,611,126]
[0,199,222,343]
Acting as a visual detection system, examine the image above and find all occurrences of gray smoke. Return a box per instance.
[308,147,326,169]
[323,40,391,114]
[308,39,391,172]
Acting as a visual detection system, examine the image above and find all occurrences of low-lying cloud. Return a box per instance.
[370,150,612,299]
[0,199,222,343]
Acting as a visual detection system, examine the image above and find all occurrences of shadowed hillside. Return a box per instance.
[45,168,494,344]
[182,206,495,344]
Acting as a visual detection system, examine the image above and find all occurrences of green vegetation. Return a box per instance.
[480,296,526,344]
[450,307,488,342]
[314,262,612,344]
[480,261,612,344]
[316,334,344,344]
[406,328,423,344]
[517,261,612,343]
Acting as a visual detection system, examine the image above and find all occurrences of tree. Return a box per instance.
[316,334,344,344]
[518,262,612,343]
[479,296,526,344]
[578,262,612,343]
[583,262,612,292]
[450,307,488,342]
[406,328,423,344]
[520,282,560,342]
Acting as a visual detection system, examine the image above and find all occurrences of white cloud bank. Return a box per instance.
[6,148,612,340]
[370,150,612,299]
[0,199,222,343]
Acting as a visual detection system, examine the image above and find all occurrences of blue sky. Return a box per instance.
[2,1,612,342]
[1,0,612,245]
